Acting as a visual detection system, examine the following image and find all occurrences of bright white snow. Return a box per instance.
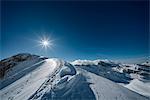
[0,59,61,100]
[0,56,149,100]
[125,79,150,97]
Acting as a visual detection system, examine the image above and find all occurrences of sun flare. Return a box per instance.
[38,35,53,50]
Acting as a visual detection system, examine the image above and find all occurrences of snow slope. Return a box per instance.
[0,54,149,100]
[28,64,148,100]
[125,79,150,97]
[80,68,148,100]
[0,59,61,100]
[72,59,150,98]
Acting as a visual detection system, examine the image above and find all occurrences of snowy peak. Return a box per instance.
[0,54,150,100]
[72,59,150,81]
[71,59,117,66]
[0,53,46,79]
[71,59,150,98]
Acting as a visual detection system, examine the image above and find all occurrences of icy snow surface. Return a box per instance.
[0,57,149,100]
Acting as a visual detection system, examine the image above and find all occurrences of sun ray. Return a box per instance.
[37,35,53,50]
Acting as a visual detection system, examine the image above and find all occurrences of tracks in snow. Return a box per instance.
[28,59,63,100]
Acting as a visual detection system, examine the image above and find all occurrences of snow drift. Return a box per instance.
[0,53,149,100]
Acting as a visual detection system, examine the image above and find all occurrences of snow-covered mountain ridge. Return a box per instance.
[0,53,149,100]
[72,59,150,81]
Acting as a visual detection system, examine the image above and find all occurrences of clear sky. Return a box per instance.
[1,1,149,62]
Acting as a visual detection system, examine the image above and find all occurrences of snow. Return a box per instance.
[59,62,76,78]
[28,60,77,100]
[71,59,113,66]
[83,69,148,100]
[28,60,148,100]
[125,79,150,97]
[0,58,43,89]
[72,59,150,98]
[0,56,149,100]
[142,61,150,66]
[0,59,61,100]
[34,66,148,100]
[75,64,132,84]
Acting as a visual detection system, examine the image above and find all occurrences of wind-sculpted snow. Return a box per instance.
[29,61,77,100]
[43,74,96,100]
[29,59,148,100]
[32,62,148,100]
[0,54,150,100]
[72,59,150,98]
[80,68,148,100]
[75,64,132,84]
[59,62,76,78]
[72,59,132,84]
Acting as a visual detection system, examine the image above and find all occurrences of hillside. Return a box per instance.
[0,53,149,100]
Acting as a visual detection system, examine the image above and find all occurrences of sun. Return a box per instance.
[38,35,53,50]
[42,40,49,46]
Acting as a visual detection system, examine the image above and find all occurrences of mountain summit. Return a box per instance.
[0,53,149,100]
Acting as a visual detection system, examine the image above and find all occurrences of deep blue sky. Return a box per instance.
[1,1,149,62]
